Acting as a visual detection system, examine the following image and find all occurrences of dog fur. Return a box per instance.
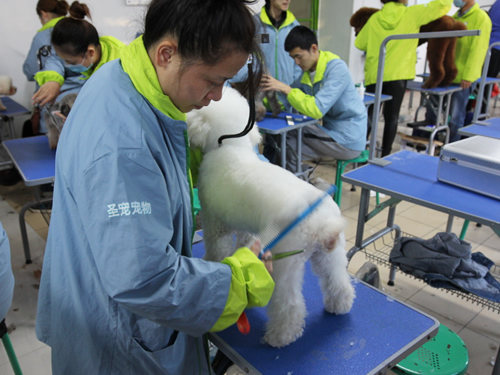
[350,8,467,88]
[187,87,355,348]
[44,93,77,149]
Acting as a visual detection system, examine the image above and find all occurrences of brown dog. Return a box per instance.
[350,7,467,88]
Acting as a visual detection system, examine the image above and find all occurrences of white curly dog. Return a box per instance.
[187,87,355,348]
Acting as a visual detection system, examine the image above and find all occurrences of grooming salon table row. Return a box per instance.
[342,150,500,374]
[191,235,439,375]
[3,136,55,264]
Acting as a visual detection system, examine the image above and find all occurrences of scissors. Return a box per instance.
[237,249,304,335]
[261,249,304,261]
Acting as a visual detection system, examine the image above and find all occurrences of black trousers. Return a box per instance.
[481,47,500,113]
[366,80,407,157]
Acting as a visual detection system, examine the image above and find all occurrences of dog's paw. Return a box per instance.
[263,323,304,348]
[323,282,355,315]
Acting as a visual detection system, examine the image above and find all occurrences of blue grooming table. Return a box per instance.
[341,150,500,375]
[459,116,500,139]
[3,136,55,186]
[192,239,439,375]
[343,150,500,230]
[0,97,30,140]
[3,136,55,264]
[0,97,31,169]
[0,97,31,118]
[257,112,318,178]
[363,93,392,107]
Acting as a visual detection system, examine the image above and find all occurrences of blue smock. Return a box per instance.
[36,39,234,374]
[255,8,302,85]
[0,222,14,322]
[23,17,84,91]
[22,17,84,133]
[230,8,302,91]
[283,51,368,151]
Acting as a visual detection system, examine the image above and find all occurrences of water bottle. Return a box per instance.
[357,82,365,99]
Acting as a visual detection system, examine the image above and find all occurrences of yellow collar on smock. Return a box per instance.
[37,16,65,32]
[121,36,186,121]
[300,50,339,86]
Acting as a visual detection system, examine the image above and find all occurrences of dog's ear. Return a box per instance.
[186,111,210,151]
[248,126,262,148]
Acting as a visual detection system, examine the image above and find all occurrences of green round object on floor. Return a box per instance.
[392,324,469,375]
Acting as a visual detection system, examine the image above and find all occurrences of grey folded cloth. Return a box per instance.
[390,232,489,279]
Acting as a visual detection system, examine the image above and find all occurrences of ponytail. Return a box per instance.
[51,2,98,56]
[68,1,92,21]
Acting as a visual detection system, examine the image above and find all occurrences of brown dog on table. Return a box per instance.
[350,7,467,88]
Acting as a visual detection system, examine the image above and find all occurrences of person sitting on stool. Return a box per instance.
[262,25,367,172]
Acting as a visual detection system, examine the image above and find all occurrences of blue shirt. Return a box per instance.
[284,51,368,151]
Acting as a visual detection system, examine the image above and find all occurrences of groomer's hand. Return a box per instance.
[32,81,61,106]
[53,111,67,122]
[249,239,273,274]
[262,74,292,96]
[460,80,472,90]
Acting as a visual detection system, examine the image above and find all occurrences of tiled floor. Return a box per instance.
[0,90,499,374]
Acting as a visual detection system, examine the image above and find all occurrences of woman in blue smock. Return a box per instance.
[32,2,124,114]
[35,0,275,374]
[23,0,84,134]
[0,222,14,324]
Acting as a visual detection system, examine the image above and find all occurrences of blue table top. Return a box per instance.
[407,80,463,95]
[460,117,500,139]
[418,73,500,85]
[342,150,500,227]
[363,93,392,106]
[2,136,55,186]
[0,97,30,117]
[192,239,439,375]
[257,112,317,134]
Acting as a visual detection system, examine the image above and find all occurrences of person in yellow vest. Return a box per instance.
[354,0,452,156]
[425,0,492,142]
[32,1,124,110]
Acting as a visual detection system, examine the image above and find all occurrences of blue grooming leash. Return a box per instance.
[258,184,337,258]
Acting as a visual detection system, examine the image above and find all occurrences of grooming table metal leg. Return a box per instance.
[19,197,53,264]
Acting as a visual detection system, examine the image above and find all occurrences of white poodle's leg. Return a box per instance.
[234,232,257,250]
[310,233,355,315]
[201,212,234,262]
[264,257,307,348]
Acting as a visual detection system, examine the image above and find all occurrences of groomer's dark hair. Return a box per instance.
[285,26,318,52]
[143,0,263,90]
[381,0,401,4]
[36,0,69,17]
[51,1,99,56]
